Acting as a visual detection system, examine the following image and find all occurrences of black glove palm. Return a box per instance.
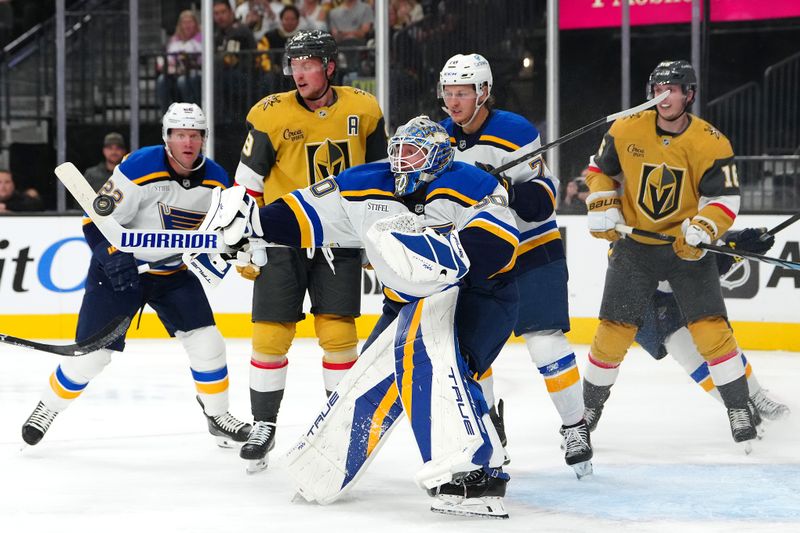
[94,243,140,291]
[475,161,514,204]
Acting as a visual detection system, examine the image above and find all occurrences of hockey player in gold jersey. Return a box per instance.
[581,60,759,448]
[233,30,387,472]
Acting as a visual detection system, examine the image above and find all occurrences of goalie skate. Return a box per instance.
[196,396,252,448]
[240,421,276,474]
[428,469,509,520]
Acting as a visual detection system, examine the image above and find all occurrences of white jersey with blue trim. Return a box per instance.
[260,161,519,301]
[93,145,230,266]
[441,110,562,271]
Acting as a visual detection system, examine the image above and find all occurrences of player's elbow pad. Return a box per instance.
[511,181,555,222]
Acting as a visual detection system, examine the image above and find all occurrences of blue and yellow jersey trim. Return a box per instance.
[340,187,395,202]
[283,191,324,248]
[518,220,561,256]
[383,286,416,304]
[533,177,558,208]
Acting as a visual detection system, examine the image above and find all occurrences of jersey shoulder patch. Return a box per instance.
[247,90,297,130]
[337,86,382,119]
[118,145,169,185]
[686,115,734,158]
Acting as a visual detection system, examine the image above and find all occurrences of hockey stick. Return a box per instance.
[615,224,800,271]
[488,91,670,176]
[0,315,131,356]
[55,162,228,254]
[763,212,800,241]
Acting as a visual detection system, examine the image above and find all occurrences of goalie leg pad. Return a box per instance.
[392,287,494,490]
[281,316,403,505]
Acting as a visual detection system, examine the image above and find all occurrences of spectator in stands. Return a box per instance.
[560,170,590,214]
[85,132,127,192]
[328,0,373,77]
[392,0,423,29]
[0,169,44,213]
[214,0,257,122]
[236,0,285,41]
[256,6,301,94]
[156,10,203,114]
[298,0,328,31]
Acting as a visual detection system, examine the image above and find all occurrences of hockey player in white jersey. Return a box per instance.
[204,116,519,518]
[438,53,592,477]
[21,103,252,449]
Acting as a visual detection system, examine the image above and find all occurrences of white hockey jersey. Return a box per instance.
[257,161,519,301]
[84,145,230,269]
[441,110,563,271]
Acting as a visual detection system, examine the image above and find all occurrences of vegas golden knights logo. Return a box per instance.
[306,139,351,183]
[637,163,685,220]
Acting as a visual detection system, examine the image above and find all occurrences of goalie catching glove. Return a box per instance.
[586,190,624,241]
[199,186,266,261]
[367,213,470,285]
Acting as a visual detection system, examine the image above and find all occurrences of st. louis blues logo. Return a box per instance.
[637,163,685,220]
[158,203,206,230]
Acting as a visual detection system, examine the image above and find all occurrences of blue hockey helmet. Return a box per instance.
[388,115,454,197]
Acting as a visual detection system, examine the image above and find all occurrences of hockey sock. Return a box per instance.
[707,350,749,409]
[664,327,723,402]
[322,347,357,395]
[41,349,113,412]
[474,368,496,409]
[179,326,229,416]
[250,354,288,422]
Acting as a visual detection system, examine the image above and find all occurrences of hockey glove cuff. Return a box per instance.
[673,218,708,261]
[94,244,139,291]
[586,190,624,241]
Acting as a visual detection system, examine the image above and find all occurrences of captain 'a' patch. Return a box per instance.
[306,138,352,183]
[158,202,206,230]
[637,163,685,221]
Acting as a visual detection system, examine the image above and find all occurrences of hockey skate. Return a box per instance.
[428,468,509,519]
[583,405,603,432]
[196,396,252,448]
[727,406,757,454]
[240,421,276,474]
[750,389,790,421]
[583,381,611,432]
[560,419,593,479]
[21,401,59,446]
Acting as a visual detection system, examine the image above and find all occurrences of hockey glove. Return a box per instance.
[94,244,139,291]
[673,218,711,261]
[233,238,268,280]
[200,186,264,248]
[724,227,775,255]
[586,190,624,241]
[476,161,514,204]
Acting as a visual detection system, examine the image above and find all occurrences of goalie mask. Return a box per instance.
[647,60,697,104]
[162,102,208,171]
[388,116,454,197]
[438,53,493,127]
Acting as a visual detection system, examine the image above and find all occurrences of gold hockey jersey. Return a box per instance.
[234,86,387,205]
[586,110,740,244]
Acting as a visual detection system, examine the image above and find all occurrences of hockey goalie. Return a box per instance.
[203,116,519,518]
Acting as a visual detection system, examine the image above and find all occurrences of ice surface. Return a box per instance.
[1,339,798,532]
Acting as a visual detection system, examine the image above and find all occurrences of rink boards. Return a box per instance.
[1,214,798,350]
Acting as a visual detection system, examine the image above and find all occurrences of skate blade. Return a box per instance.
[214,435,242,449]
[245,457,269,475]
[571,460,593,479]
[430,496,509,519]
[742,440,753,455]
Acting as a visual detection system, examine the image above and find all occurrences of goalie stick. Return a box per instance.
[488,91,670,177]
[0,315,131,356]
[615,224,800,271]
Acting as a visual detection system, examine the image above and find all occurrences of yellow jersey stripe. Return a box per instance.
[479,134,520,151]
[384,287,410,303]
[465,219,520,248]
[341,188,395,198]
[426,188,478,205]
[132,171,170,185]
[202,179,227,189]
[283,194,313,247]
[535,180,556,207]
[518,231,561,255]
